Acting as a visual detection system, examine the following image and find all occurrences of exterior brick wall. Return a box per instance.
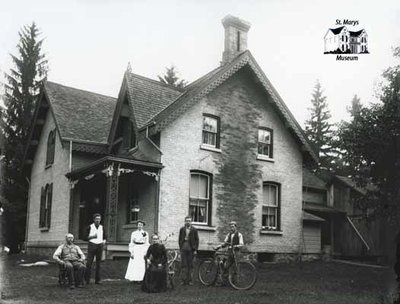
[158,68,303,254]
[27,112,71,251]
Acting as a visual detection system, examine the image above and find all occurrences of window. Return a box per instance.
[258,128,273,158]
[121,117,136,150]
[46,130,56,166]
[128,198,139,223]
[39,183,53,229]
[262,183,280,230]
[237,31,241,51]
[126,184,139,223]
[202,115,220,148]
[189,171,212,225]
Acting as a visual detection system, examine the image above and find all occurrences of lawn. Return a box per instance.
[0,253,396,304]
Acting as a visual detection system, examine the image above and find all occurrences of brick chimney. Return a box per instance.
[221,15,251,65]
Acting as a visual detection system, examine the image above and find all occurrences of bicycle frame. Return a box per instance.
[213,248,238,282]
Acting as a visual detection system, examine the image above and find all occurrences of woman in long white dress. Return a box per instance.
[125,220,149,282]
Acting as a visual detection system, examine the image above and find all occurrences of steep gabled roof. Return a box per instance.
[45,81,117,143]
[140,50,317,163]
[330,26,345,35]
[23,82,117,171]
[349,30,365,37]
[125,72,182,129]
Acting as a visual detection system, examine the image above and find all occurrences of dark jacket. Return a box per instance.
[178,226,199,251]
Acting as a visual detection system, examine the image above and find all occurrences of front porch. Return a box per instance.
[67,156,162,258]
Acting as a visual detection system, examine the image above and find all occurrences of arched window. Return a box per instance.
[189,170,212,225]
[46,129,56,166]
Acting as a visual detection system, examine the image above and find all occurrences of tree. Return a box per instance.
[337,47,400,221]
[1,23,48,253]
[304,81,335,171]
[158,65,187,89]
[347,94,362,118]
[330,94,363,176]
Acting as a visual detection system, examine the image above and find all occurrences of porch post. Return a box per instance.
[105,163,119,242]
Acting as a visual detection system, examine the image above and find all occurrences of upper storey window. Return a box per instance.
[202,114,220,149]
[46,129,56,166]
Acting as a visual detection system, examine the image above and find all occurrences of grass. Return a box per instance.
[0,253,396,304]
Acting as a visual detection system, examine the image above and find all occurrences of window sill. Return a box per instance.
[193,225,217,232]
[200,144,221,153]
[40,227,49,232]
[257,155,274,162]
[259,229,282,236]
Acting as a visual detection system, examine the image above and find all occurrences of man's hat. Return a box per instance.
[229,221,237,226]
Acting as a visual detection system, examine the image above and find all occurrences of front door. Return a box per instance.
[78,175,106,239]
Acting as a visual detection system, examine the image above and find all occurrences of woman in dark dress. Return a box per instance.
[142,234,168,293]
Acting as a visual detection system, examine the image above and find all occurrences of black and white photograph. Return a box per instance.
[0,0,400,303]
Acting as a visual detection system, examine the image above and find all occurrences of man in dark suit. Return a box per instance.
[178,216,199,285]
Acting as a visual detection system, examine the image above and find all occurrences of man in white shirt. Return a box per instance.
[53,233,86,289]
[84,213,106,284]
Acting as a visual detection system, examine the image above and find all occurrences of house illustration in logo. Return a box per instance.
[324,26,368,54]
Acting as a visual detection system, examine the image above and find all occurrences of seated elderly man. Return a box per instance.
[53,233,86,289]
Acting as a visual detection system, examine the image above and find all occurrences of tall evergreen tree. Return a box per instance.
[332,94,363,176]
[158,65,187,89]
[347,94,362,118]
[1,23,48,253]
[304,81,335,171]
[337,47,400,221]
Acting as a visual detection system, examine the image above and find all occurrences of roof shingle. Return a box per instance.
[125,73,182,129]
[45,81,117,144]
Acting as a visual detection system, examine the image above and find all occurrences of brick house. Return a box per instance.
[23,15,318,259]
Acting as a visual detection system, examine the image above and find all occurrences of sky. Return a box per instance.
[0,0,400,126]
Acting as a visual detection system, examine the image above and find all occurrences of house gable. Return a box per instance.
[24,81,117,174]
[148,51,317,165]
[27,101,71,244]
[158,66,305,251]
[108,78,137,155]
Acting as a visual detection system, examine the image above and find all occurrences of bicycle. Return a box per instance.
[198,247,257,290]
[161,233,180,289]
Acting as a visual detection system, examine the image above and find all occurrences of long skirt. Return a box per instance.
[125,244,149,281]
[142,264,167,293]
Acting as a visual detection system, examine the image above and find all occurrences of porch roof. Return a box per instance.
[303,211,326,222]
[66,155,163,180]
[303,202,344,214]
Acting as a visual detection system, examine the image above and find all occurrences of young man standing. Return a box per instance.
[85,213,106,284]
[216,221,244,269]
[178,216,199,285]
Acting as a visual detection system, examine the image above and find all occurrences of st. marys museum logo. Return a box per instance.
[324,19,369,61]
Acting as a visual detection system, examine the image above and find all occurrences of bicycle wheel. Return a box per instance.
[198,259,218,286]
[228,261,257,290]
